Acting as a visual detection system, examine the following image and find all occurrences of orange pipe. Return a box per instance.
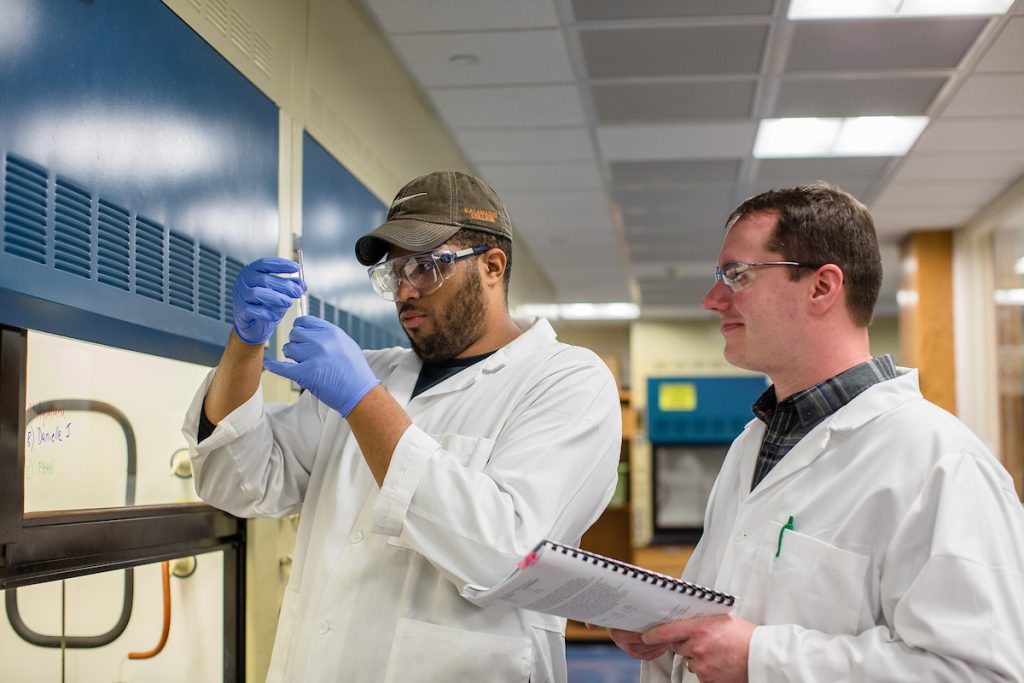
[128,561,171,659]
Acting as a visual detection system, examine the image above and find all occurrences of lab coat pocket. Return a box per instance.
[764,523,870,635]
[383,617,531,683]
[430,432,495,471]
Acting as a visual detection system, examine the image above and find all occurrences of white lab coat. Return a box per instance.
[183,318,621,683]
[643,368,1024,683]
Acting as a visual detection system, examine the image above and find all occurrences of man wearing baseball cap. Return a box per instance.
[184,171,622,682]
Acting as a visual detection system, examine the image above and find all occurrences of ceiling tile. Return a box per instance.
[746,158,889,202]
[454,128,594,162]
[554,281,632,303]
[738,179,876,203]
[870,205,980,234]
[428,85,585,128]
[892,152,1024,181]
[632,262,710,280]
[501,189,610,213]
[786,18,987,72]
[976,17,1024,71]
[614,187,735,213]
[390,30,574,86]
[478,162,603,190]
[624,209,729,234]
[597,121,758,160]
[364,0,558,32]
[571,0,774,21]
[579,25,768,78]
[592,81,756,123]
[755,157,893,182]
[626,227,728,256]
[914,117,1024,152]
[942,74,1024,117]
[773,77,946,117]
[610,159,740,186]
[873,179,1009,207]
[514,212,616,235]
[638,278,714,308]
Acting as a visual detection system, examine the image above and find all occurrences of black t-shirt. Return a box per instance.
[197,350,496,443]
[412,351,495,398]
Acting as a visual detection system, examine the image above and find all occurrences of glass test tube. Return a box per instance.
[296,249,308,317]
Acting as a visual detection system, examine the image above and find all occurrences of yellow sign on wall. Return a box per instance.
[658,382,697,412]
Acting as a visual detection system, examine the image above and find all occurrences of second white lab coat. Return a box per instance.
[643,368,1024,682]
[183,318,621,683]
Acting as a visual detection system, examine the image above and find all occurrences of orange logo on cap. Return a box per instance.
[463,207,498,223]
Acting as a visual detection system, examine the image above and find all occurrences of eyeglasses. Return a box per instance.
[714,261,822,293]
[367,246,490,301]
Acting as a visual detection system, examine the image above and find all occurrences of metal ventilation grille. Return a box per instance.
[134,217,166,302]
[54,178,92,279]
[97,199,131,290]
[204,0,230,35]
[169,232,195,311]
[337,309,351,337]
[197,245,222,319]
[1,152,405,352]
[223,257,242,323]
[307,295,322,318]
[4,155,47,264]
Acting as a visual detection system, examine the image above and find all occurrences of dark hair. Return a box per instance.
[447,227,512,299]
[727,182,882,327]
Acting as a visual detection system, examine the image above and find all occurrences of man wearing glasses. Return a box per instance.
[610,183,1024,682]
[183,171,621,682]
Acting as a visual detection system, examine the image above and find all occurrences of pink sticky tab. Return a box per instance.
[517,552,539,569]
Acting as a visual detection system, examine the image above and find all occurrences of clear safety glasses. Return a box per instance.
[714,261,822,293]
[367,246,490,301]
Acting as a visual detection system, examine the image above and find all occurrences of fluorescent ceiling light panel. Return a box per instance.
[994,289,1024,305]
[754,117,928,158]
[789,0,1014,19]
[513,303,639,320]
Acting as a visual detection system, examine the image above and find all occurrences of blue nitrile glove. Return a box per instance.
[232,257,306,345]
[263,316,381,417]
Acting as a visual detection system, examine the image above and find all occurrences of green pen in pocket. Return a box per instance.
[775,515,795,558]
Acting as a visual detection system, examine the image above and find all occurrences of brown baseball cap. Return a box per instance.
[355,170,514,266]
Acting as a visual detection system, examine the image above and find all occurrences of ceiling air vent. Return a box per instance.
[134,216,166,303]
[54,178,92,279]
[4,154,47,265]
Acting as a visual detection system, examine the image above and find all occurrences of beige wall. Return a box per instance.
[551,322,631,389]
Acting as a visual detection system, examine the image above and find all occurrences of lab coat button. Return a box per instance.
[318,621,330,635]
[349,531,364,544]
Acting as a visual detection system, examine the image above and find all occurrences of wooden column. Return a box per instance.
[899,230,957,414]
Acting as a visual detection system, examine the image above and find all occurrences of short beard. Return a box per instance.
[406,266,487,362]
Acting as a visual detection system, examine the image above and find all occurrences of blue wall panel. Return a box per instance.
[301,133,406,348]
[0,1,278,365]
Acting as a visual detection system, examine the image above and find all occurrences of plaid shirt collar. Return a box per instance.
[750,354,897,490]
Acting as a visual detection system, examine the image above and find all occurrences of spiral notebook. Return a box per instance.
[461,540,736,632]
